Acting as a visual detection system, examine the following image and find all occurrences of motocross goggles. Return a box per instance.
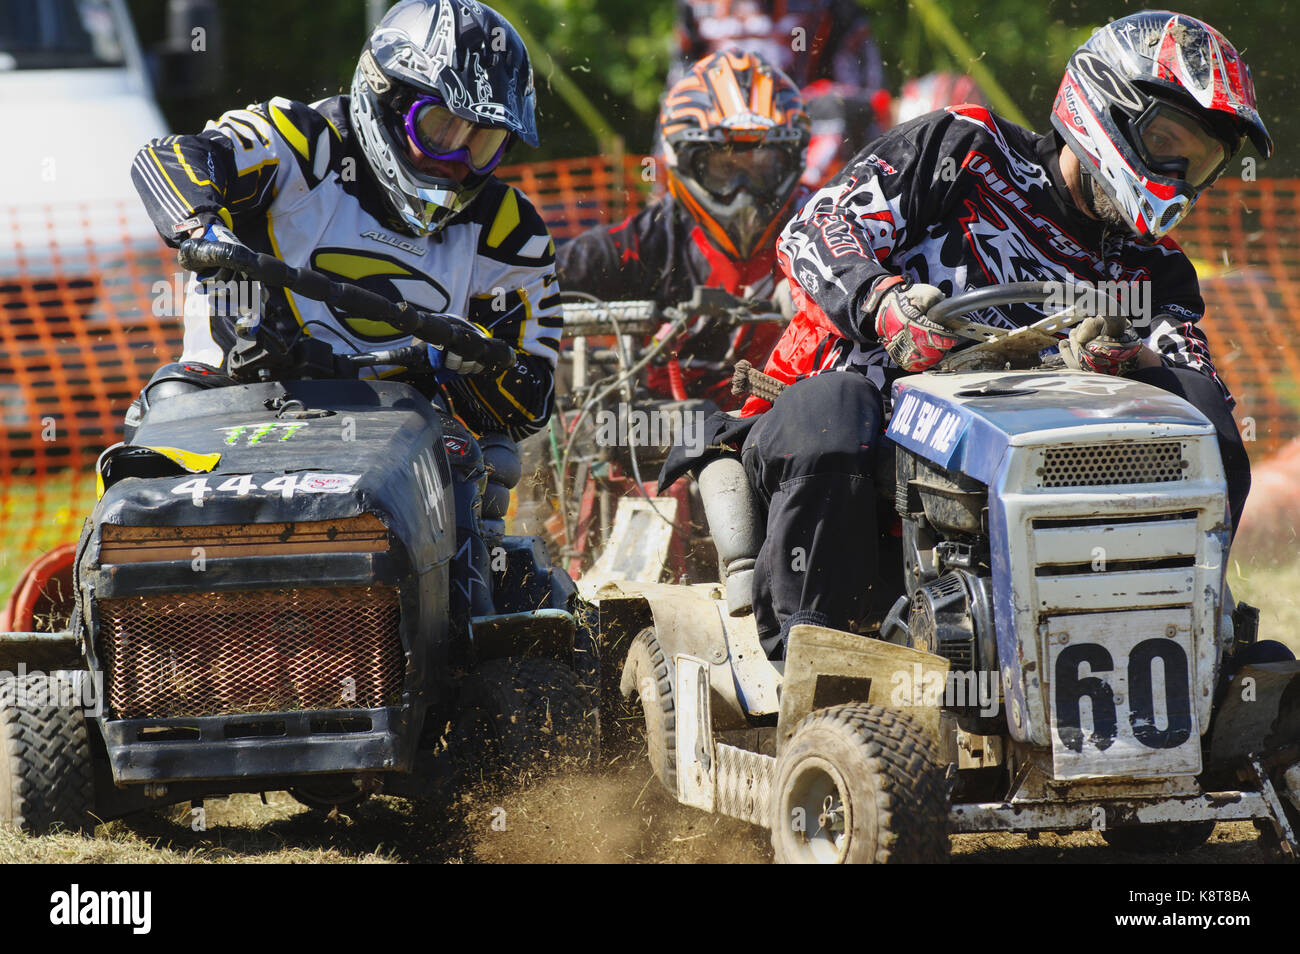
[688,144,798,198]
[402,94,511,174]
[1130,100,1237,188]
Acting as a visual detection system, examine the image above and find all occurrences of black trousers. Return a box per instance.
[741,366,1251,653]
[1128,364,1252,534]
[742,372,885,651]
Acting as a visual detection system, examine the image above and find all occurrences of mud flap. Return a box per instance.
[0,631,79,673]
[673,650,790,829]
[582,497,678,592]
[778,624,950,750]
[469,609,575,664]
[1208,660,1300,768]
[674,654,715,812]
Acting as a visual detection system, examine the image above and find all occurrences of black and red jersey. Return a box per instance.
[556,193,793,408]
[747,105,1226,415]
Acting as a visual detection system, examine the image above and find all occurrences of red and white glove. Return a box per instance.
[1061,315,1142,375]
[863,275,955,372]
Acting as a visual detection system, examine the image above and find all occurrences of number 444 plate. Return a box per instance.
[1047,608,1202,780]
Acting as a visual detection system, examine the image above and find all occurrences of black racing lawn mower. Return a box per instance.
[0,239,597,833]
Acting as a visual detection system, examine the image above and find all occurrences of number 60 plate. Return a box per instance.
[1046,608,1202,780]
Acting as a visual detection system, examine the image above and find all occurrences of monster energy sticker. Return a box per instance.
[217,422,309,446]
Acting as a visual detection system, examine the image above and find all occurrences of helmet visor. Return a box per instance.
[1133,102,1233,188]
[689,145,797,198]
[404,96,510,174]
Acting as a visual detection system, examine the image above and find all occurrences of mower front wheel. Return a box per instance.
[770,703,949,864]
[0,674,97,834]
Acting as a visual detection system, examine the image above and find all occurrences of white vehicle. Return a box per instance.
[0,1,216,447]
[601,282,1300,864]
[0,0,170,271]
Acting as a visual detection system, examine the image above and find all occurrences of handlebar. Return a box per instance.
[561,300,660,337]
[929,281,1126,372]
[560,286,784,338]
[178,239,516,375]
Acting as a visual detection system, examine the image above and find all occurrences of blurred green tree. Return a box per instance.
[126,0,1292,174]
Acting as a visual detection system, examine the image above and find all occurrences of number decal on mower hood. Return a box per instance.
[169,473,361,503]
[887,390,970,469]
[412,446,445,533]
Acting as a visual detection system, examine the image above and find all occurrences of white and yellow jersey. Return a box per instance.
[131,95,562,439]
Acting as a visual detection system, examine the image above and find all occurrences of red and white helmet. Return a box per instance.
[1051,11,1272,242]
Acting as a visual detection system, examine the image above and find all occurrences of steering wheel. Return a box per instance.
[924,281,1123,372]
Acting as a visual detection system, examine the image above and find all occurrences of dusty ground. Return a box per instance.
[0,753,1281,865]
[1227,557,1300,657]
[0,555,1294,865]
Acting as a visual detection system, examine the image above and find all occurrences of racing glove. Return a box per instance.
[1061,314,1142,375]
[191,223,252,285]
[862,275,955,372]
[186,222,265,337]
[425,317,496,379]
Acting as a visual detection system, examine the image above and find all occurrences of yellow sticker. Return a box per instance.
[96,444,222,499]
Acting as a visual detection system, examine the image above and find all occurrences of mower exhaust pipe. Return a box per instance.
[698,456,762,617]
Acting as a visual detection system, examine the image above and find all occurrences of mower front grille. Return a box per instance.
[1037,442,1187,488]
[96,587,403,719]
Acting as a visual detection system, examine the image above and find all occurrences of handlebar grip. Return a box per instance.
[482,338,516,372]
[177,238,261,275]
[439,321,516,373]
[179,239,516,374]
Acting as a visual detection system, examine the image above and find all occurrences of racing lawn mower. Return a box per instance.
[0,240,596,833]
[599,282,1300,863]
[513,288,784,588]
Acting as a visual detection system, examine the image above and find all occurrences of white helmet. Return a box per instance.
[349,0,538,236]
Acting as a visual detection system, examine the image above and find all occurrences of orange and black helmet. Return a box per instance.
[660,50,810,261]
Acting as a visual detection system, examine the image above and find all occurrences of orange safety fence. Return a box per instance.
[0,159,1295,581]
[1174,178,1300,463]
[0,200,181,586]
[497,152,654,239]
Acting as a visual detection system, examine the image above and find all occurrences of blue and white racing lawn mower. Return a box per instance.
[597,282,1300,864]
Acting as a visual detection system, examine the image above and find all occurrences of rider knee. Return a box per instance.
[758,372,884,475]
[124,362,231,440]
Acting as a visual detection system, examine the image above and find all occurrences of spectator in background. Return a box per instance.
[673,1,889,187]
[894,71,988,126]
